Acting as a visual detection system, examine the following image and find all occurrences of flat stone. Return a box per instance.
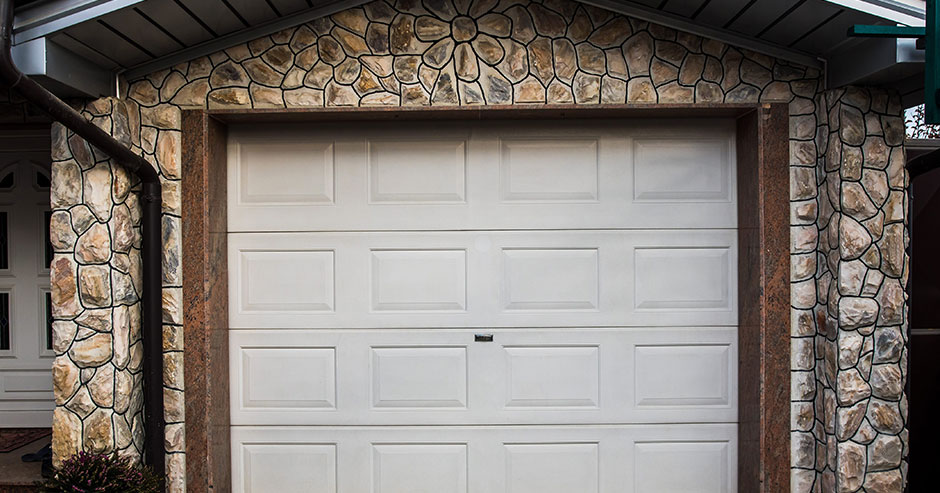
[52,408,82,467]
[678,54,705,86]
[425,0,458,20]
[837,441,866,492]
[75,222,111,264]
[355,69,383,95]
[552,38,577,84]
[868,399,904,434]
[282,67,305,89]
[505,6,536,44]
[458,80,485,105]
[207,87,251,108]
[366,23,390,54]
[601,76,626,104]
[128,81,158,106]
[334,27,370,57]
[325,81,359,106]
[836,400,867,441]
[839,297,879,331]
[248,37,274,56]
[864,470,903,493]
[862,169,889,206]
[335,58,362,84]
[627,77,656,103]
[318,36,346,65]
[243,58,285,86]
[575,43,606,76]
[498,39,529,83]
[391,15,430,55]
[289,25,318,52]
[69,332,112,367]
[528,4,566,37]
[415,16,450,41]
[361,55,394,78]
[454,42,479,81]
[472,34,504,66]
[883,115,905,146]
[870,364,902,400]
[88,363,114,407]
[698,79,725,102]
[657,82,693,103]
[725,84,760,103]
[430,64,458,105]
[547,80,574,103]
[467,0,495,17]
[840,104,866,146]
[477,13,511,38]
[332,8,368,35]
[83,408,114,454]
[650,58,678,87]
[842,182,878,220]
[261,45,294,73]
[305,62,333,89]
[424,38,456,69]
[623,32,652,77]
[51,159,82,209]
[572,72,600,104]
[565,8,591,43]
[605,48,628,81]
[514,76,545,103]
[589,18,632,48]
[53,357,80,405]
[171,79,209,107]
[880,223,904,278]
[740,58,772,88]
[250,84,284,107]
[479,63,511,104]
[841,215,872,260]
[401,83,430,105]
[419,64,439,93]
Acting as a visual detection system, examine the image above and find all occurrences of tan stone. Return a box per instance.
[566,8,592,42]
[477,13,511,38]
[156,130,181,179]
[334,58,362,84]
[361,92,400,106]
[419,65,439,93]
[654,40,685,67]
[88,363,114,407]
[75,222,111,264]
[366,23,390,54]
[52,408,81,467]
[601,76,626,104]
[627,77,656,103]
[657,82,694,103]
[430,63,459,105]
[51,159,82,209]
[290,25,318,52]
[678,54,705,86]
[415,16,450,41]
[575,43,605,76]
[390,14,429,55]
[458,80,485,104]
[505,5,536,44]
[552,38,577,84]
[527,37,553,85]
[572,72,600,104]
[83,164,112,222]
[295,46,319,71]
[623,32,652,77]
[497,39,528,83]
[650,58,678,87]
[51,255,81,318]
[207,87,251,108]
[864,470,903,492]
[479,63,511,104]
[69,332,112,367]
[332,8,368,36]
[128,80,158,106]
[171,79,209,107]
[393,56,420,83]
[880,223,904,278]
[528,4,566,37]
[53,357,80,404]
[839,296,879,331]
[589,18,631,48]
[840,104,866,146]
[424,38,456,69]
[837,441,866,492]
[870,364,902,401]
[454,43,479,82]
[304,62,333,89]
[426,0,458,20]
[841,215,872,260]
[165,387,185,423]
[282,67,305,89]
[401,83,430,105]
[836,400,867,441]
[84,408,114,454]
[78,264,111,308]
[472,34,505,66]
[868,400,904,434]
[547,80,574,103]
[355,69,383,96]
[333,27,370,57]
[514,76,545,103]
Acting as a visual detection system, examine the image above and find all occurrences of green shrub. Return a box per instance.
[39,451,163,493]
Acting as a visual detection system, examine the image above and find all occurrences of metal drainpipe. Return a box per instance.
[0,0,165,479]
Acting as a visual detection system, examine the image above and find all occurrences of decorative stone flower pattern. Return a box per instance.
[129,0,820,109]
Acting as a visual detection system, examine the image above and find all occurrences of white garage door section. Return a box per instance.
[228,120,739,493]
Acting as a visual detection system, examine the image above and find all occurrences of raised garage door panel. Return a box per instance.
[228,118,739,492]
[227,120,737,231]
[230,327,737,426]
[228,230,737,328]
[232,425,737,493]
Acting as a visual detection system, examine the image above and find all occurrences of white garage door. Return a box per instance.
[228,119,738,493]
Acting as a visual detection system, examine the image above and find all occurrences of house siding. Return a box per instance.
[43,1,909,492]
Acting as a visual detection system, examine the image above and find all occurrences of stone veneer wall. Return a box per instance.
[803,87,908,492]
[44,0,911,492]
[48,97,185,492]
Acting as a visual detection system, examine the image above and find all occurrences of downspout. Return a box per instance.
[0,0,164,479]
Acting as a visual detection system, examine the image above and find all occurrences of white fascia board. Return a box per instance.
[13,0,144,44]
[822,0,925,26]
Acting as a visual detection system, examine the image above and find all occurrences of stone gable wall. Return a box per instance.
[44,1,911,492]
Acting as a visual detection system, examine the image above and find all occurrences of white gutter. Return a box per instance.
[822,0,925,26]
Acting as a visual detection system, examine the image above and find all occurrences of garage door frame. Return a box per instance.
[179,103,790,493]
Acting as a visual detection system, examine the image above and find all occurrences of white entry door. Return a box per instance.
[228,119,739,492]
[0,159,54,427]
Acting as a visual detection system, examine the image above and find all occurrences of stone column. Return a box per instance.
[816,87,908,492]
[50,98,145,464]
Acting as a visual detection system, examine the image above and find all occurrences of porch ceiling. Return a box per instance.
[9,0,929,100]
